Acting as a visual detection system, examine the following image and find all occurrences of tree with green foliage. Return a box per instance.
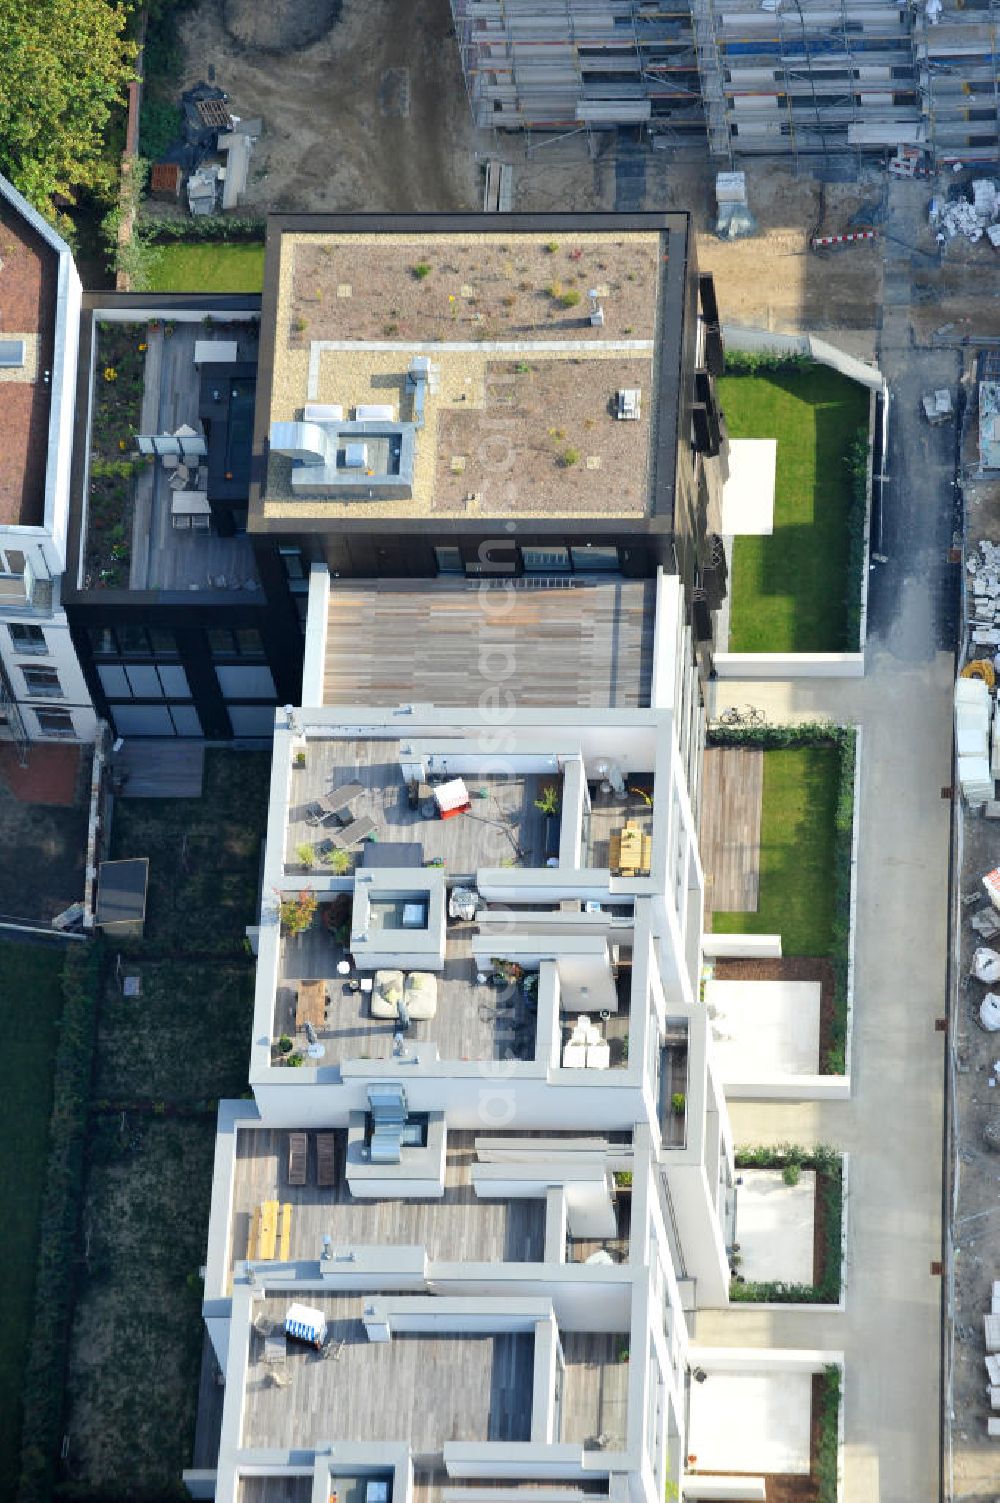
[0,0,136,217]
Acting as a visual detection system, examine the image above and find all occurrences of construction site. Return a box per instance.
[449,0,1000,166]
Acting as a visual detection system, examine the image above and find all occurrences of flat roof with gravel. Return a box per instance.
[261,227,671,522]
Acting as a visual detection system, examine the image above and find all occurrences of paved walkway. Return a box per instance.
[698,221,957,1503]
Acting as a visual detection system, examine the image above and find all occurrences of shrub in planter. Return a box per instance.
[671,1092,686,1116]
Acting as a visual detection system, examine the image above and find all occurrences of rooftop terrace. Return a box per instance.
[241,1293,534,1450]
[82,317,260,593]
[0,190,56,527]
[231,1126,546,1274]
[260,228,668,523]
[275,920,541,1066]
[285,737,551,876]
[323,580,656,709]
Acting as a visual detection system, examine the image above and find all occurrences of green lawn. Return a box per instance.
[110,749,271,955]
[0,943,66,1498]
[713,746,839,956]
[66,1118,215,1495]
[719,367,869,652]
[96,959,254,1103]
[148,241,265,293]
[56,749,271,1496]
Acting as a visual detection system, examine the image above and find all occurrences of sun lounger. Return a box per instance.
[331,814,377,849]
[316,1132,336,1187]
[305,782,365,826]
[288,1132,308,1186]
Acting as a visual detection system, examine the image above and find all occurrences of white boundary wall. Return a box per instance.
[719,327,884,675]
[714,653,864,679]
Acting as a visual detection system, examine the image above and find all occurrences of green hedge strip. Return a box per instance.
[17,945,103,1503]
[731,1145,843,1304]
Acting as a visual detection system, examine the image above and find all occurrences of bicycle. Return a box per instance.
[718,704,767,729]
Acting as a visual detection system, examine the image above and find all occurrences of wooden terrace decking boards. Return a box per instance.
[239,1479,312,1503]
[699,747,764,913]
[285,738,550,878]
[230,1128,546,1272]
[129,322,259,593]
[242,1294,534,1450]
[324,580,655,709]
[585,789,654,872]
[559,1332,630,1447]
[116,738,205,797]
[191,1330,225,1468]
[276,925,539,1065]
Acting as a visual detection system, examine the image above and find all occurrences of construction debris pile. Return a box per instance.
[715,172,756,241]
[151,82,259,217]
[931,181,1000,248]
[985,1306,1000,1431]
[967,542,1000,647]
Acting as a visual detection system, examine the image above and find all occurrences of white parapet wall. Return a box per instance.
[703,934,782,960]
[713,653,865,679]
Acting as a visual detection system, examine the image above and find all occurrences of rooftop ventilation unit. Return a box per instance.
[616,389,641,421]
[303,402,344,422]
[270,420,330,466]
[343,442,369,469]
[355,403,395,421]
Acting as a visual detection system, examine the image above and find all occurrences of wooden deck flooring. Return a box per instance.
[277,923,540,1065]
[699,747,764,913]
[130,322,259,593]
[239,1480,311,1503]
[324,580,655,709]
[230,1127,546,1272]
[242,1294,533,1450]
[285,738,549,878]
[116,739,205,797]
[559,1332,630,1447]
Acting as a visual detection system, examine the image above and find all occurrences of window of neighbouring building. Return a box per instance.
[35,707,74,736]
[214,664,277,699]
[8,623,47,653]
[22,665,62,697]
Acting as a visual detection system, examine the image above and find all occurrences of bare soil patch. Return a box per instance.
[222,0,342,52]
[178,0,481,212]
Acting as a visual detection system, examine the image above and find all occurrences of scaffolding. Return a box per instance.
[449,0,707,142]
[450,0,928,159]
[915,0,1000,166]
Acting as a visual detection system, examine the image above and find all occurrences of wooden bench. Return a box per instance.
[247,1199,292,1261]
[288,1131,308,1186]
[317,1132,336,1187]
